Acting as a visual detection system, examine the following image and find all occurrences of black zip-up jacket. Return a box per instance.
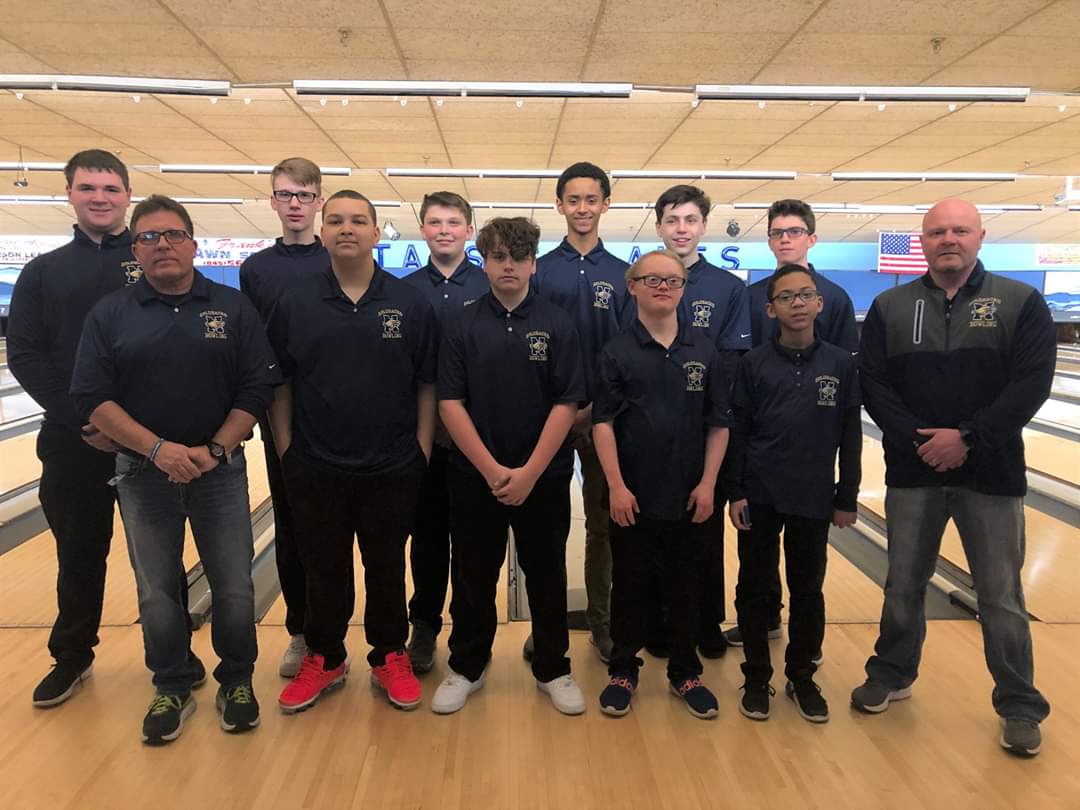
[8,226,140,434]
[859,261,1056,495]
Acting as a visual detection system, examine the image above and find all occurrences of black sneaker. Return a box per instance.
[407,621,438,674]
[599,672,638,717]
[522,633,535,662]
[669,677,719,720]
[786,679,829,723]
[1000,718,1041,757]
[722,623,782,647]
[190,652,207,689]
[739,681,775,721]
[216,682,260,733]
[142,692,196,745]
[32,661,93,708]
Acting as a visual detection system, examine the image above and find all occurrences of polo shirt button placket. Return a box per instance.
[506,311,512,333]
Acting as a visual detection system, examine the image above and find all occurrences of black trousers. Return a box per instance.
[37,423,117,667]
[282,449,425,669]
[407,443,454,633]
[609,517,704,682]
[447,470,572,684]
[735,505,828,685]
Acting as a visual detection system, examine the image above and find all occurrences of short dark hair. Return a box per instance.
[654,184,710,223]
[766,264,816,301]
[556,162,610,200]
[476,217,540,260]
[420,191,472,226]
[323,189,377,224]
[271,157,322,193]
[65,149,130,190]
[767,199,816,234]
[130,194,194,236]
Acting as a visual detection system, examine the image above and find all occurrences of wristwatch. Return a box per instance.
[208,441,229,465]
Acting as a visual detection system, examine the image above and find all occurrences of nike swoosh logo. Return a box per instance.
[268,363,277,369]
[740,333,751,338]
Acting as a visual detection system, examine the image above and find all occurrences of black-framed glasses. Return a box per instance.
[771,289,819,305]
[631,275,686,289]
[134,229,191,246]
[767,226,810,240]
[273,190,319,204]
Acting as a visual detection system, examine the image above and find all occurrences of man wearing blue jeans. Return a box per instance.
[71,195,278,745]
[852,198,1055,757]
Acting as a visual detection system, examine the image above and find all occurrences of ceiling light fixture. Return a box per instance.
[294,80,633,99]
[0,194,66,204]
[611,169,797,181]
[694,84,1029,103]
[0,161,66,172]
[470,202,557,209]
[386,168,563,179]
[0,74,231,96]
[831,172,1018,182]
[159,163,352,176]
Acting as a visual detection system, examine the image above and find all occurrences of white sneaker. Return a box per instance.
[279,635,307,678]
[431,669,484,714]
[536,675,586,715]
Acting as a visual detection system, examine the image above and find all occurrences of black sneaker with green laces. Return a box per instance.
[216,682,260,733]
[142,693,196,745]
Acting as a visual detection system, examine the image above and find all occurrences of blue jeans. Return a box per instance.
[866,486,1050,722]
[116,450,258,695]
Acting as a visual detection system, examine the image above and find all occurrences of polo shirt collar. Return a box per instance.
[486,288,536,318]
[321,263,389,302]
[133,268,210,305]
[274,236,323,258]
[421,257,475,286]
[686,255,712,279]
[771,334,820,361]
[556,236,609,264]
[630,317,696,350]
[920,259,986,292]
[73,224,132,250]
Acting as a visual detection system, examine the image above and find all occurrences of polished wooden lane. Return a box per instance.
[0,430,39,494]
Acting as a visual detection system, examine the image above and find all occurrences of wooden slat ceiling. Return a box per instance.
[0,0,1076,242]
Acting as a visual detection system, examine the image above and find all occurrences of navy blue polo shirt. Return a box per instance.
[535,237,630,397]
[403,258,489,328]
[593,320,731,521]
[438,290,585,480]
[70,270,278,448]
[239,237,329,324]
[726,337,860,520]
[267,265,438,476]
[748,264,859,353]
[679,257,752,352]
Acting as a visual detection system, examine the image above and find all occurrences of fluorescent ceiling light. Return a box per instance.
[0,194,67,204]
[608,202,655,209]
[295,80,631,99]
[695,85,1028,103]
[172,197,244,205]
[470,202,556,209]
[0,74,230,96]
[611,169,796,181]
[386,168,562,179]
[832,172,1017,182]
[160,164,351,176]
[0,161,66,171]
[1069,205,1080,211]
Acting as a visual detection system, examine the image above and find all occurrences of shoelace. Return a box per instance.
[676,678,703,696]
[149,694,183,715]
[290,656,326,689]
[746,683,776,698]
[383,653,415,686]
[227,684,254,705]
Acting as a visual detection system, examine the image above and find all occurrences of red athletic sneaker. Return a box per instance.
[278,653,347,714]
[371,649,421,710]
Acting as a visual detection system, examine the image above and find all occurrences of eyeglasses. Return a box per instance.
[134,229,191,246]
[767,227,810,240]
[631,275,686,289]
[770,289,820,305]
[272,190,319,204]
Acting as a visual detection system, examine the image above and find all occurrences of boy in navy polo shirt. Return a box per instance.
[725,198,859,654]
[269,190,438,714]
[652,184,750,659]
[592,250,730,719]
[534,161,629,663]
[434,217,587,716]
[725,265,861,723]
[239,157,332,679]
[402,191,488,673]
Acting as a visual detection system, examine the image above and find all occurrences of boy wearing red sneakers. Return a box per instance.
[268,191,438,713]
[593,250,731,719]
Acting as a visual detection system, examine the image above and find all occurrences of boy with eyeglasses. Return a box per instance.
[593,250,730,719]
[724,265,861,724]
[239,158,333,679]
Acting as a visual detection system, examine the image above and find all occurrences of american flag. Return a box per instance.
[878,232,929,275]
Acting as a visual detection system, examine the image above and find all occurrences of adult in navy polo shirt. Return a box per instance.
[269,190,437,715]
[726,198,859,651]
[592,250,731,720]
[434,217,587,717]
[8,150,185,710]
[239,157,331,680]
[724,265,861,725]
[401,191,488,673]
[653,183,750,658]
[71,195,278,745]
[533,161,629,663]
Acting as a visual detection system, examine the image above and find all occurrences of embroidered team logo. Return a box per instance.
[202,310,228,340]
[592,281,614,310]
[121,260,143,285]
[816,375,839,407]
[691,300,714,329]
[527,330,550,362]
[684,361,706,392]
[970,297,1000,328]
[379,308,403,339]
